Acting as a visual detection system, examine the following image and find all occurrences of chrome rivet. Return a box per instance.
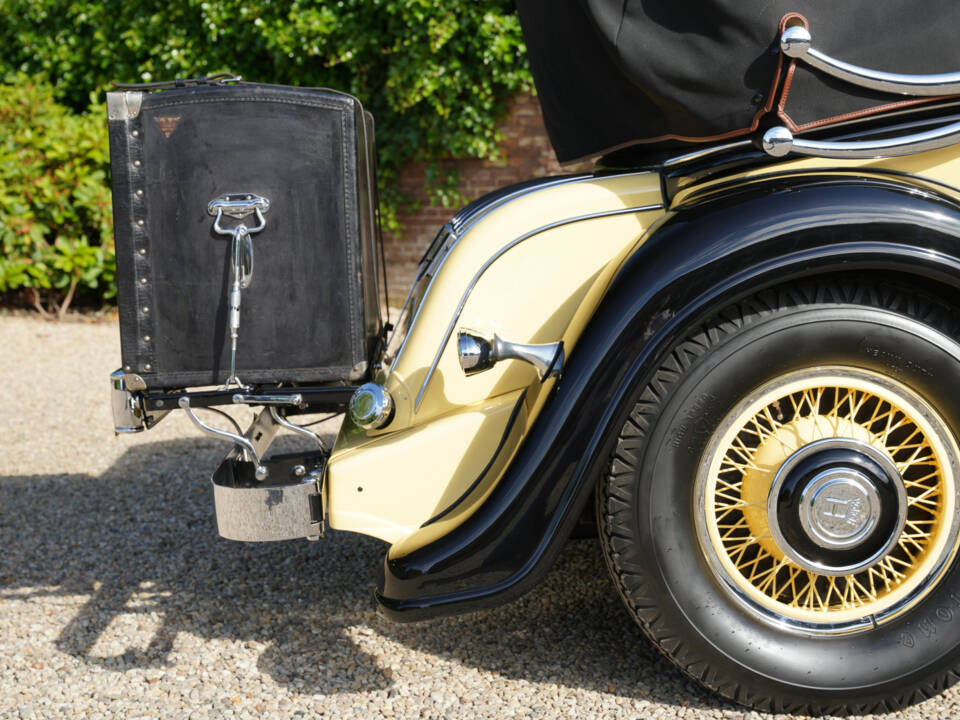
[138,248,146,256]
[142,306,149,313]
[133,160,141,167]
[132,130,139,138]
[144,364,152,371]
[143,335,151,342]
[124,365,131,371]
[135,189,144,197]
[137,219,144,227]
[140,277,148,285]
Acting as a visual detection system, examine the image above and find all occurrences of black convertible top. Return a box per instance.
[516,1,960,163]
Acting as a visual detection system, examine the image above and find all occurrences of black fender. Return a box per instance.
[376,174,960,621]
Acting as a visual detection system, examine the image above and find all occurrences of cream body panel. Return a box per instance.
[425,211,649,410]
[328,390,526,544]
[388,207,673,558]
[328,172,664,545]
[387,173,663,427]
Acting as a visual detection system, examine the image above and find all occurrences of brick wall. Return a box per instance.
[381,92,565,303]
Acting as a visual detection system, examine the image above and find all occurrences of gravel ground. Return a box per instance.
[3,313,960,720]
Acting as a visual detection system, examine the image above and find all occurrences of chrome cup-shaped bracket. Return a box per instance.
[458,332,496,375]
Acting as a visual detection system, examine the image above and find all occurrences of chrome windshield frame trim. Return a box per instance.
[413,202,665,410]
[782,25,960,96]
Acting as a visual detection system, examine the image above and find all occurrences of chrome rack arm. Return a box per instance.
[761,121,960,159]
[268,407,329,453]
[781,26,960,96]
[178,396,269,480]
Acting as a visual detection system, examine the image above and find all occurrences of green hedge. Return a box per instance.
[0,0,533,308]
[0,77,114,314]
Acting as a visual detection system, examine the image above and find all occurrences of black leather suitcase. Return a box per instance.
[107,82,381,391]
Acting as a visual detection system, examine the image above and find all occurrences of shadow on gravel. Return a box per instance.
[0,438,732,711]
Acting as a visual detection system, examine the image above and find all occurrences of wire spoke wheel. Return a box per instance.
[599,280,960,712]
[696,367,960,632]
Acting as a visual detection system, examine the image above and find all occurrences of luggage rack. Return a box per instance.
[112,374,355,471]
[111,373,355,541]
[139,384,356,413]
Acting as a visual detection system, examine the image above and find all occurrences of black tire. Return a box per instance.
[598,277,960,714]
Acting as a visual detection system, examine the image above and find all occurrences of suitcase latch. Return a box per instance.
[208,193,271,389]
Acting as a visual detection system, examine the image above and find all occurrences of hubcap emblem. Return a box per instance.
[802,472,879,548]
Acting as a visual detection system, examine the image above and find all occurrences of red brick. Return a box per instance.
[382,92,566,300]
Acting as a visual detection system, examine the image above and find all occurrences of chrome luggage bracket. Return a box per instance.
[780,25,960,96]
[179,396,271,479]
[761,24,960,160]
[205,406,328,542]
[212,448,326,542]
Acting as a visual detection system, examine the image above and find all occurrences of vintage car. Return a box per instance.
[107,1,960,713]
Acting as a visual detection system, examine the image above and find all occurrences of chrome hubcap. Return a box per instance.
[695,367,960,632]
[766,438,906,576]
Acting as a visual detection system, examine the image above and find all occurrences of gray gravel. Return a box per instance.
[2,313,959,719]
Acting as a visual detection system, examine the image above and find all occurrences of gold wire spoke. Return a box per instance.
[706,375,954,623]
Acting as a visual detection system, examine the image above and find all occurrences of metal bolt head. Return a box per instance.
[133,160,141,167]
[144,363,152,371]
[135,189,144,197]
[143,335,151,342]
[132,129,139,137]
[137,219,145,227]
[140,277,148,285]
[293,464,306,478]
[141,306,149,313]
[761,126,795,158]
[138,248,146,256]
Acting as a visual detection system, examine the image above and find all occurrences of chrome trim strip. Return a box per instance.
[387,226,454,366]
[413,202,665,410]
[782,25,960,96]
[761,122,960,159]
[660,139,753,169]
[391,174,600,370]
[452,175,589,235]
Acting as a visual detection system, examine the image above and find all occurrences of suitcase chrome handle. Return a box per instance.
[207,193,271,219]
[781,25,960,96]
[762,121,960,159]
